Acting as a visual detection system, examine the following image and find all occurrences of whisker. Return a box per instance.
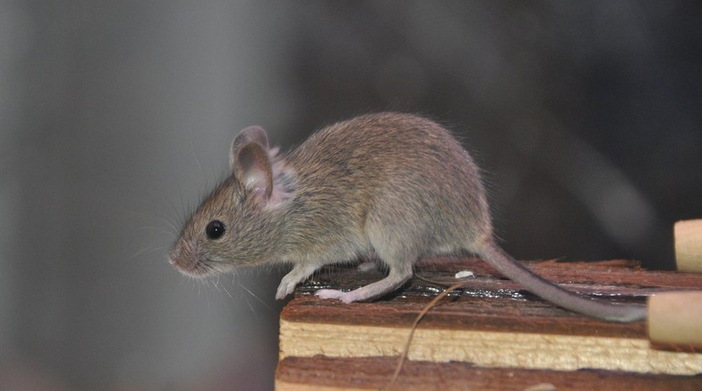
[243,295,256,317]
[238,282,274,313]
[221,284,234,299]
[127,245,166,261]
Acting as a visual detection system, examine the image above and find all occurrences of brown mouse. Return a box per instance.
[169,112,646,322]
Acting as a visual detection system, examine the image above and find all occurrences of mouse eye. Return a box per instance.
[205,220,226,240]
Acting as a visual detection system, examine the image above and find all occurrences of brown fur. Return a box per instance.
[169,112,647,322]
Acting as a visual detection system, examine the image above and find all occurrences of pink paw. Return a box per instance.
[315,289,356,303]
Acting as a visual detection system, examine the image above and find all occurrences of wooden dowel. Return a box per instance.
[648,291,702,347]
[674,219,702,273]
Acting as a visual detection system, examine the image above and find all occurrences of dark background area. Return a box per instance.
[1,1,700,390]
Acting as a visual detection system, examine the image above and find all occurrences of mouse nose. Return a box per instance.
[167,249,177,265]
[167,243,182,266]
[168,240,208,276]
[167,241,191,270]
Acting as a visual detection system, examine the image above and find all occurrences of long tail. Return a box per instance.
[478,241,647,322]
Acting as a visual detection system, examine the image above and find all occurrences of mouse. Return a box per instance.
[169,112,647,323]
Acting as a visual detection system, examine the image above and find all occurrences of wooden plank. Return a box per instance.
[276,356,702,391]
[279,311,702,375]
[279,257,702,375]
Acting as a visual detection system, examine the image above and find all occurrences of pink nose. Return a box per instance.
[167,249,178,266]
[168,242,192,271]
[168,240,208,277]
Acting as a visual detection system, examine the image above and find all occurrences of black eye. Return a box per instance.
[205,220,225,240]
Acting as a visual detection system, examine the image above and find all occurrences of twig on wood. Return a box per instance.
[383,280,467,391]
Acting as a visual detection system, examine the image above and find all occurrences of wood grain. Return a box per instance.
[276,356,702,391]
[277,257,702,389]
[280,258,702,370]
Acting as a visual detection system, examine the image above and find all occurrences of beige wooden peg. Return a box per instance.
[674,219,702,273]
[648,291,702,347]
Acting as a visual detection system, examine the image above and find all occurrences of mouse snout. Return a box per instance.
[168,240,208,276]
[167,247,181,267]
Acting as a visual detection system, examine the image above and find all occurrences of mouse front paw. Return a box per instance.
[275,279,299,300]
[276,264,319,300]
[275,284,291,300]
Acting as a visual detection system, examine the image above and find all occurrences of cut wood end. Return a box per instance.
[674,219,702,273]
[648,291,702,347]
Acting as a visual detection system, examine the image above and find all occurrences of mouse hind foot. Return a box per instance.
[316,267,413,303]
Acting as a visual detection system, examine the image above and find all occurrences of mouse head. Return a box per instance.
[169,126,283,277]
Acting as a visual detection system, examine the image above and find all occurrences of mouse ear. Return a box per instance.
[230,126,269,171]
[234,142,273,202]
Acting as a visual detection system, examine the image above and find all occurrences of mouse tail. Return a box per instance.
[477,241,647,323]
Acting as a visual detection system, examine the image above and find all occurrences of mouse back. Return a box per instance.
[285,112,493,249]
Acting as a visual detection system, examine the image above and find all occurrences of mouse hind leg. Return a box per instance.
[315,260,413,303]
[316,222,417,303]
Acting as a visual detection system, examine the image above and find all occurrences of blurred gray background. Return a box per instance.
[1,1,700,390]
